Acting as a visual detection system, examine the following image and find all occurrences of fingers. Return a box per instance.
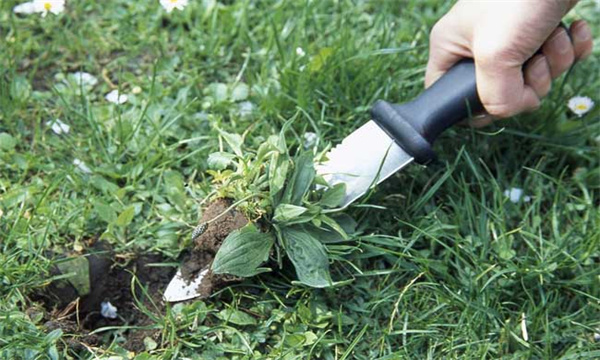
[524,54,552,98]
[570,20,593,60]
[524,20,592,99]
[475,55,540,118]
[541,27,575,78]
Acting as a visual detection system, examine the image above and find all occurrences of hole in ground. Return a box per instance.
[31,241,175,353]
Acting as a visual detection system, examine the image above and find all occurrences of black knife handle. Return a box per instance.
[371,59,481,165]
[371,22,571,165]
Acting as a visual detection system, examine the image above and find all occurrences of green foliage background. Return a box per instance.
[0,0,599,359]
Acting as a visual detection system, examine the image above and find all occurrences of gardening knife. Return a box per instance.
[316,59,483,208]
[164,60,482,302]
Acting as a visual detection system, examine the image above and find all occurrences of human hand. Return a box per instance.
[426,0,593,126]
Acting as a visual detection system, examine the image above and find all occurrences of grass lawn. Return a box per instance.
[1,0,599,359]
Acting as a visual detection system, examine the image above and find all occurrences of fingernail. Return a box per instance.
[530,57,547,77]
[573,22,592,42]
[551,30,571,54]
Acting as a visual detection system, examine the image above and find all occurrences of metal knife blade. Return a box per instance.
[316,120,413,208]
[163,267,209,302]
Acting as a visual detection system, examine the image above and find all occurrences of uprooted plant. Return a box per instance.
[202,122,358,288]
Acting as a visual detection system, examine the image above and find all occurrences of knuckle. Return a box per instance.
[482,102,517,118]
[429,22,445,44]
[476,49,514,69]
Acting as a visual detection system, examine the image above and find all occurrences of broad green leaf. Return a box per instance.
[273,204,308,223]
[282,227,332,287]
[255,142,274,163]
[230,83,249,101]
[10,75,31,100]
[212,224,274,277]
[44,328,63,343]
[164,171,186,209]
[217,308,257,325]
[0,133,16,151]
[218,130,243,157]
[302,214,357,244]
[208,152,236,170]
[269,152,289,201]
[320,183,346,208]
[56,257,90,296]
[309,47,334,72]
[283,152,315,205]
[47,345,59,360]
[94,202,117,224]
[320,215,349,240]
[210,82,228,102]
[115,206,135,227]
[90,175,119,194]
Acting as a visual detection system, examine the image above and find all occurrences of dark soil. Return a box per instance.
[178,199,249,298]
[33,241,174,353]
[34,199,248,353]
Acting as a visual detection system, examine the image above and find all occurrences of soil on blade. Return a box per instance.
[180,198,249,298]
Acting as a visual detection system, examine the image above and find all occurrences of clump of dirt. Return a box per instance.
[193,198,249,253]
[33,241,174,353]
[180,198,249,298]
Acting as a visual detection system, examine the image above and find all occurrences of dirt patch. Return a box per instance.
[34,199,249,353]
[33,241,174,353]
[180,198,248,298]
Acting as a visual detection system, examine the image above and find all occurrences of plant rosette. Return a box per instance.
[195,123,357,292]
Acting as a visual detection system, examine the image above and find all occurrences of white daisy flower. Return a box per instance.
[303,132,318,149]
[73,158,91,174]
[69,72,98,87]
[46,119,70,135]
[100,301,118,319]
[33,0,65,17]
[296,47,306,57]
[13,1,37,14]
[105,90,128,105]
[160,0,189,13]
[503,187,531,203]
[567,96,594,117]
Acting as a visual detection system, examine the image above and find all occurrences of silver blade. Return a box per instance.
[316,120,413,208]
[163,267,209,302]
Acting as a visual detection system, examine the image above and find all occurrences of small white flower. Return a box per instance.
[33,0,65,17]
[567,96,594,117]
[73,158,91,174]
[504,187,531,203]
[70,72,98,87]
[46,119,70,135]
[131,86,142,95]
[160,0,189,13]
[105,90,128,105]
[13,1,37,14]
[303,132,318,149]
[296,47,306,57]
[100,301,118,319]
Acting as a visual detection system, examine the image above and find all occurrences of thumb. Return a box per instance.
[425,21,473,88]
